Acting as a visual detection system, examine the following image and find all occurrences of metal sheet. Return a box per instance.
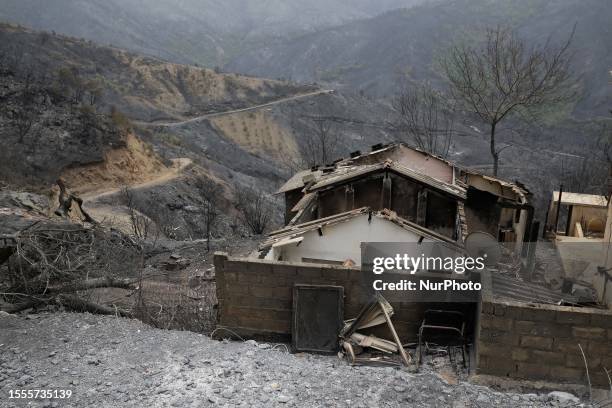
[292,284,344,353]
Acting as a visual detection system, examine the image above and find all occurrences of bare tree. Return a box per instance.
[15,110,35,144]
[194,177,220,251]
[120,186,153,241]
[392,80,455,158]
[442,25,578,175]
[235,187,272,235]
[85,79,103,107]
[290,106,340,169]
[598,116,612,179]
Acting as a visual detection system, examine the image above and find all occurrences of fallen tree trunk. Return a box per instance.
[56,294,132,317]
[46,277,138,294]
[0,298,43,314]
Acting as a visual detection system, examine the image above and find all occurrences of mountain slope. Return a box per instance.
[226,0,612,115]
[0,23,313,122]
[0,0,427,67]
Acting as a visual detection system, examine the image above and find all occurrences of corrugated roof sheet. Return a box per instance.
[491,274,596,305]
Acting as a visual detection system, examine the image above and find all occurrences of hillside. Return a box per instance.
[0,0,427,67]
[0,23,605,236]
[0,24,398,239]
[226,0,612,116]
[0,23,313,122]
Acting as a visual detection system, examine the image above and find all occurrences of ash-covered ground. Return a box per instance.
[0,313,588,408]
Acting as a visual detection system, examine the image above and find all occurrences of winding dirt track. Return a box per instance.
[134,89,334,128]
[81,158,192,202]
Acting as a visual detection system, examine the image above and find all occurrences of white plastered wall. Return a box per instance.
[266,214,436,265]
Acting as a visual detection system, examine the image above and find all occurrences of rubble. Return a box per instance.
[339,294,411,367]
[0,313,594,407]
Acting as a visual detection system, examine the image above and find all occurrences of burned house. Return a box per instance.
[276,143,532,258]
[214,142,612,390]
[260,207,458,265]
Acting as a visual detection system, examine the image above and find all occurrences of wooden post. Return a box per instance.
[554,184,563,235]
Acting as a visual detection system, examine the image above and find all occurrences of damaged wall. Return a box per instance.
[477,273,612,387]
[267,213,438,265]
[314,172,458,239]
[214,253,475,342]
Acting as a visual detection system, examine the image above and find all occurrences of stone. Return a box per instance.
[547,391,579,404]
[277,395,291,403]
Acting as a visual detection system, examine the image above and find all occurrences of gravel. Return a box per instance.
[0,312,586,407]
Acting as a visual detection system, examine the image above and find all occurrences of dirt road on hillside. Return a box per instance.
[135,89,334,128]
[82,158,192,202]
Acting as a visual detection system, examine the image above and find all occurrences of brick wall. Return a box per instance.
[214,253,474,342]
[477,283,612,387]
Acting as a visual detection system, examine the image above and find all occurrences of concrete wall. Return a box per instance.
[267,213,434,265]
[477,273,612,387]
[214,253,475,342]
[569,206,607,236]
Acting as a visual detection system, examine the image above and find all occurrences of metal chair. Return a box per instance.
[417,309,467,368]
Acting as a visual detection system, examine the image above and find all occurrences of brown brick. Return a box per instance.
[241,308,291,322]
[250,285,291,300]
[554,367,585,383]
[511,348,530,362]
[243,317,290,333]
[556,311,591,325]
[479,328,520,346]
[480,316,514,331]
[246,261,274,275]
[600,356,612,368]
[566,353,600,368]
[272,264,297,278]
[493,304,506,316]
[609,329,612,340]
[530,350,565,365]
[520,307,555,322]
[520,336,552,350]
[481,302,494,315]
[554,338,580,353]
[572,327,606,340]
[295,266,322,280]
[587,341,612,355]
[240,271,262,284]
[479,358,516,376]
[478,343,510,358]
[226,294,257,307]
[226,283,249,295]
[516,362,550,379]
[504,305,524,319]
[591,372,612,387]
[223,271,238,282]
[252,297,291,309]
[590,313,612,328]
[514,320,571,338]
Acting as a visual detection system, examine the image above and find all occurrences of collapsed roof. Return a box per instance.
[277,142,529,205]
[260,207,460,251]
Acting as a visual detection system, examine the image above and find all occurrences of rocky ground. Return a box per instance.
[0,312,590,408]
